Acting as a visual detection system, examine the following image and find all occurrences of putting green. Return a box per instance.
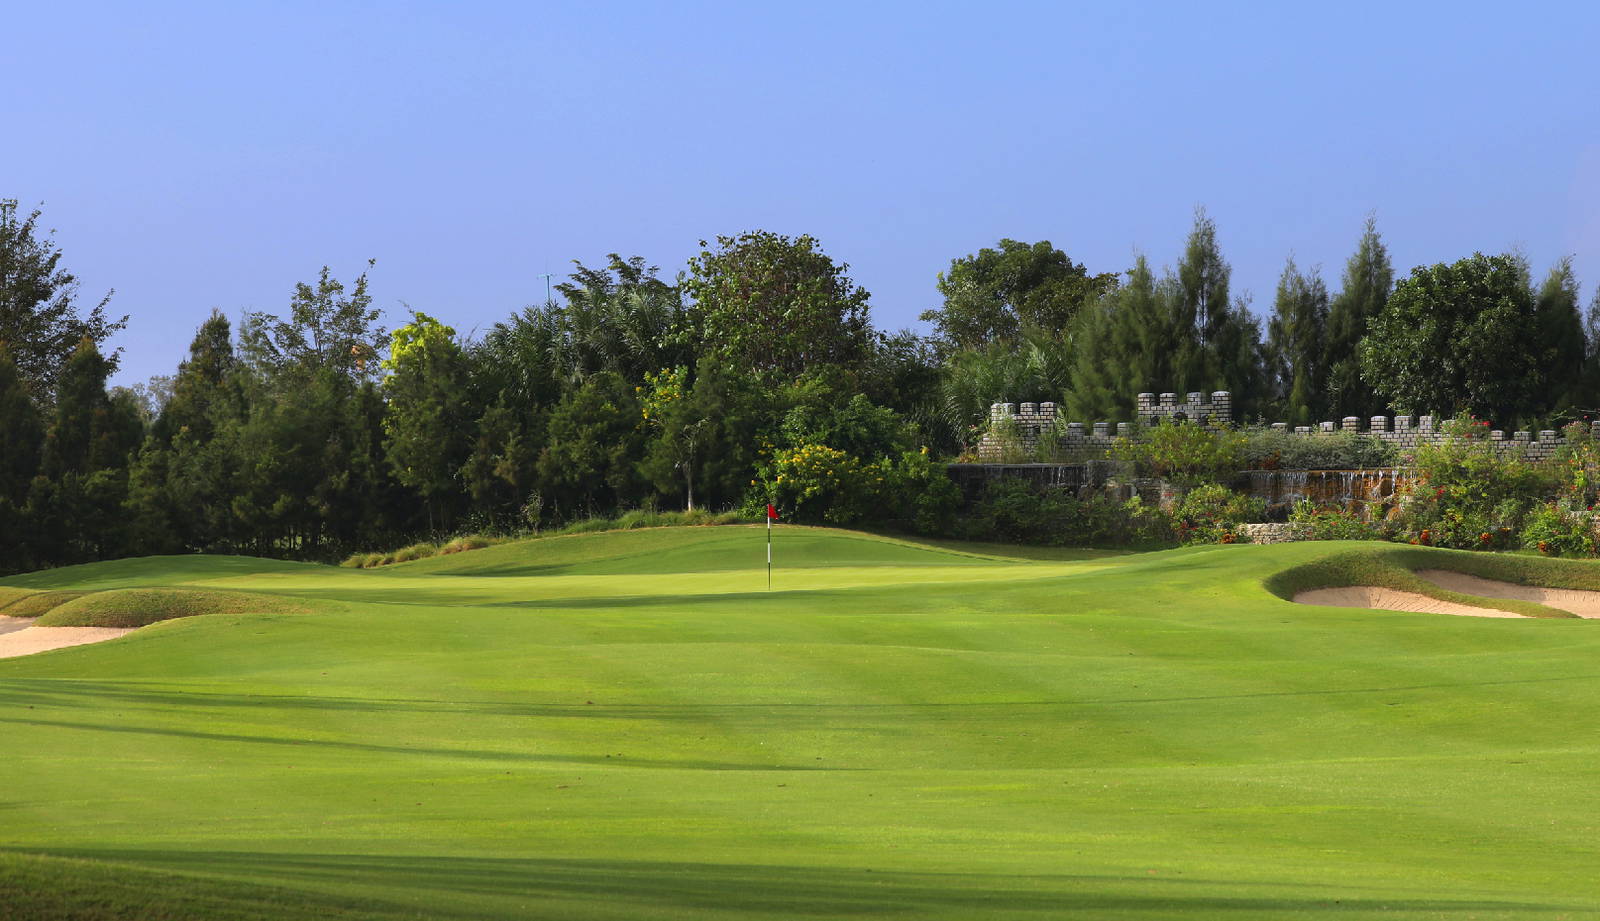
[3,527,1599,920]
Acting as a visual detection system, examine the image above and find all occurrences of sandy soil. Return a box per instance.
[0,614,134,659]
[1293,586,1523,618]
[1418,570,1600,619]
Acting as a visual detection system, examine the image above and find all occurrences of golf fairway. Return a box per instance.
[3,526,1599,920]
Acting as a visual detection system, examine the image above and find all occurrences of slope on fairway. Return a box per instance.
[3,530,1600,920]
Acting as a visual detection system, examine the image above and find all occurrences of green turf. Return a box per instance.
[3,527,1600,919]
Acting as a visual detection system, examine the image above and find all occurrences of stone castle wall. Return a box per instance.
[977,390,1579,463]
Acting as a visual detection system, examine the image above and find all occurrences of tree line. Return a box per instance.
[2,199,1595,572]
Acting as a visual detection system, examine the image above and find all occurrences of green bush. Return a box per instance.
[1173,484,1263,545]
[951,479,1175,548]
[752,442,886,526]
[1520,504,1599,557]
[1113,422,1245,485]
[1288,500,1386,541]
[1390,415,1553,549]
[1242,429,1398,470]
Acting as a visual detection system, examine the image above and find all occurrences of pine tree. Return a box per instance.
[0,349,42,504]
[1063,256,1177,421]
[1169,210,1266,418]
[42,339,116,477]
[156,309,240,444]
[1531,257,1586,414]
[1265,258,1331,426]
[1325,218,1393,416]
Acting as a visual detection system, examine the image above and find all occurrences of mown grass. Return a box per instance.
[4,534,1600,919]
[1263,544,1600,618]
[37,588,311,628]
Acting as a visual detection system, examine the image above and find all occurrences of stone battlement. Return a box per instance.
[977,390,1584,463]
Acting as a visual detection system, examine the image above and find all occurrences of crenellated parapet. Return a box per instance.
[1136,391,1232,425]
[976,389,1590,463]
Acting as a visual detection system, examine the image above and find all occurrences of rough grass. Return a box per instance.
[0,586,38,609]
[36,588,310,628]
[0,590,86,618]
[0,850,397,921]
[1263,545,1595,618]
[556,508,748,535]
[340,535,506,569]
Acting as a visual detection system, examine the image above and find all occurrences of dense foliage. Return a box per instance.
[7,198,1600,572]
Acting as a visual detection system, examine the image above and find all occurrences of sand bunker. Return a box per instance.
[1293,586,1523,618]
[1418,570,1600,619]
[0,614,134,659]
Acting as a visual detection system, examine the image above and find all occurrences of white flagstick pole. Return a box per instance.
[766,512,772,591]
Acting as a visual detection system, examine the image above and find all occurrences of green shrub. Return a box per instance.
[751,442,887,526]
[1389,414,1554,549]
[339,553,367,568]
[1113,421,1245,485]
[1520,504,1600,557]
[952,480,1175,548]
[1288,500,1386,541]
[1242,429,1398,470]
[1173,484,1263,545]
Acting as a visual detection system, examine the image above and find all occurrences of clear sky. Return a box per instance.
[9,1,1600,387]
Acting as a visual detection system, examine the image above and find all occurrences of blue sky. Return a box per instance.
[8,1,1600,386]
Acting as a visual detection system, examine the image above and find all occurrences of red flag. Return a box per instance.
[766,504,778,520]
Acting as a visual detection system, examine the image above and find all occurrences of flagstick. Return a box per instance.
[766,514,772,591]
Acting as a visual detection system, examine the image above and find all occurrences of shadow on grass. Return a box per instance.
[2,847,1581,920]
[3,673,1596,723]
[0,713,839,771]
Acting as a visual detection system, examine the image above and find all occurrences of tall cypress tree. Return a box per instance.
[42,339,115,477]
[1532,257,1586,414]
[156,309,240,444]
[1265,257,1330,426]
[1172,209,1230,392]
[0,349,42,504]
[1064,256,1176,421]
[1325,218,1393,416]
[1170,210,1266,418]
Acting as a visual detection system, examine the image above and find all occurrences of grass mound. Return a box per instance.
[1264,545,1595,618]
[36,588,310,628]
[0,590,86,618]
[0,586,37,609]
